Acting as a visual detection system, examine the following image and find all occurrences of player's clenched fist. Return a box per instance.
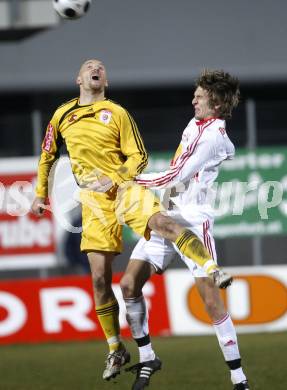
[31,197,46,216]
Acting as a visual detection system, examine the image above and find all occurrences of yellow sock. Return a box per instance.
[96,299,123,353]
[175,229,217,274]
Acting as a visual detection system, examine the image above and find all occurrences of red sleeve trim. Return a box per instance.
[137,119,215,187]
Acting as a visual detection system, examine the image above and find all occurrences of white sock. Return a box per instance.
[125,295,149,338]
[230,367,246,385]
[213,313,246,384]
[125,295,156,362]
[139,343,156,363]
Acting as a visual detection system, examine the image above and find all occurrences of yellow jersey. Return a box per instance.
[35,98,148,198]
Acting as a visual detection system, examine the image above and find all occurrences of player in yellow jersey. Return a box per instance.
[31,59,232,381]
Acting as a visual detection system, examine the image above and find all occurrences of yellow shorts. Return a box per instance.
[80,182,161,253]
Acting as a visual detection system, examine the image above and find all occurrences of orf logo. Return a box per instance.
[187,274,287,325]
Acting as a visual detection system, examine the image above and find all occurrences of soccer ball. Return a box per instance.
[53,0,92,20]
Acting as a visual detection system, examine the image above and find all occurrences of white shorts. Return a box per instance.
[130,210,217,278]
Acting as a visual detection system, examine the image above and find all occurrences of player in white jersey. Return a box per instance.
[121,70,250,390]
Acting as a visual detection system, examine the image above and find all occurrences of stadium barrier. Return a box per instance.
[0,157,57,270]
[0,266,286,344]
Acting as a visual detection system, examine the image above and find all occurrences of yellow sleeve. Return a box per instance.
[35,113,63,198]
[110,109,148,185]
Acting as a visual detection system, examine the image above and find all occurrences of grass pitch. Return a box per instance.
[1,332,286,389]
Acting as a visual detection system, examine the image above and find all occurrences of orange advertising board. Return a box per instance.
[0,266,286,344]
[165,266,287,334]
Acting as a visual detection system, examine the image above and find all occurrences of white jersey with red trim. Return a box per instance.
[136,117,235,219]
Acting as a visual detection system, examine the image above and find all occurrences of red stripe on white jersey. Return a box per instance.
[203,221,207,248]
[138,126,204,186]
[137,125,204,186]
[203,220,214,259]
[137,119,215,187]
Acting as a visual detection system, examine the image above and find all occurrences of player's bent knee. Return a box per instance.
[204,298,225,320]
[149,213,178,235]
[204,298,217,313]
[120,274,137,298]
[92,273,110,293]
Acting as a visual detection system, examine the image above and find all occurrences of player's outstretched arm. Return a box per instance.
[136,137,214,189]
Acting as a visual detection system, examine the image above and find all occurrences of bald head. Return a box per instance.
[76,59,108,95]
[78,59,105,75]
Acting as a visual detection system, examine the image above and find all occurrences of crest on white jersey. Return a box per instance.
[99,110,112,124]
[182,130,190,143]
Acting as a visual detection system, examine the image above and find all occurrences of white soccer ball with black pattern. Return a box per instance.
[53,0,92,20]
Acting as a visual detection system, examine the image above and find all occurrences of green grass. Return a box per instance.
[0,332,286,389]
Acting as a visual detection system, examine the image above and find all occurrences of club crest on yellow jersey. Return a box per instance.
[99,110,112,124]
